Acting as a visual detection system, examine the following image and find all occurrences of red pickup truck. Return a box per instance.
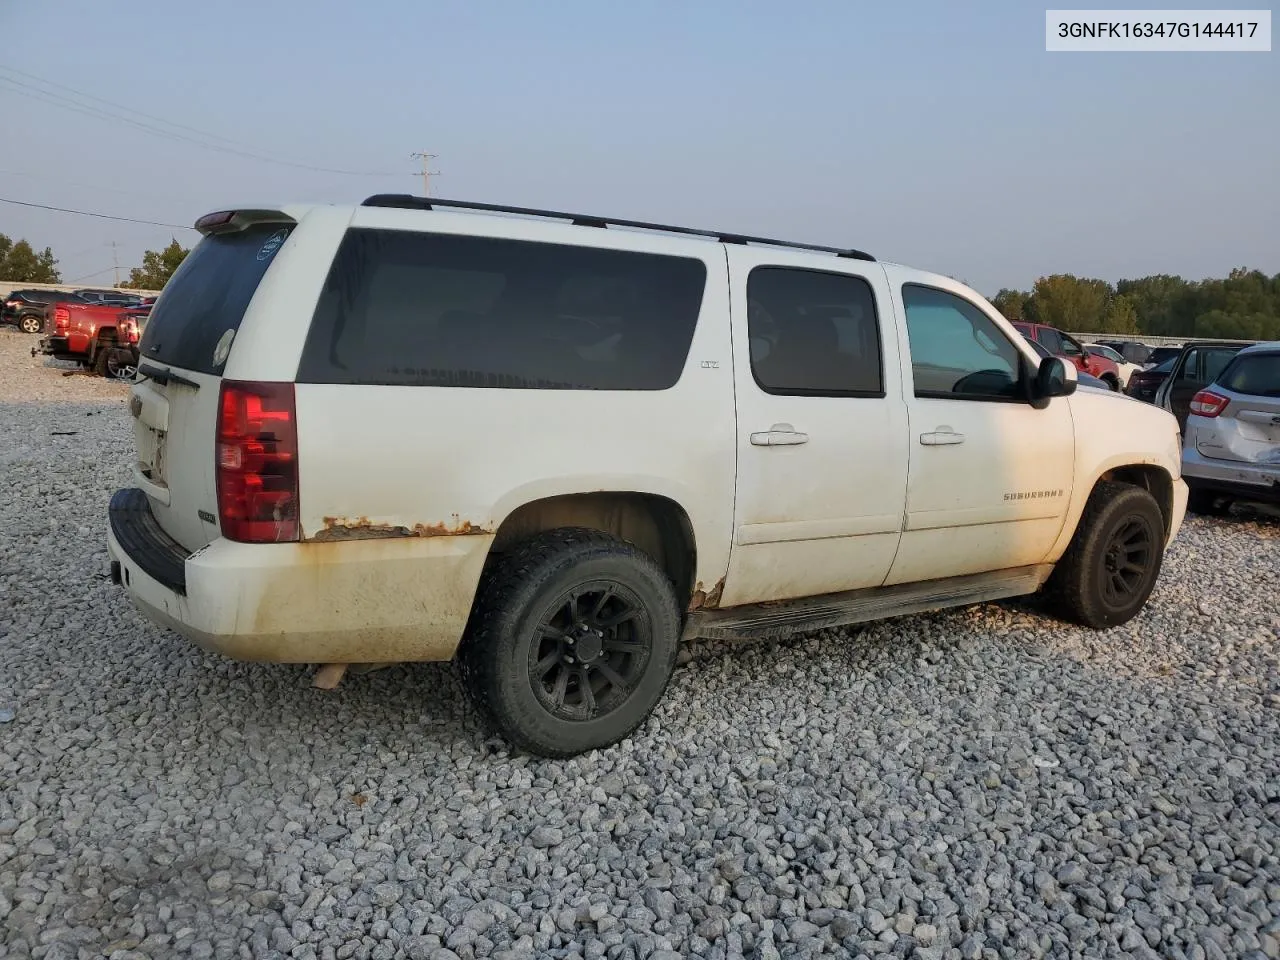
[34,298,144,379]
[1012,321,1122,391]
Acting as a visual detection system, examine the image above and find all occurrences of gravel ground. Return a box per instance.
[1,327,1277,960]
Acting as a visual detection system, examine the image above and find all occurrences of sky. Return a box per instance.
[0,0,1276,295]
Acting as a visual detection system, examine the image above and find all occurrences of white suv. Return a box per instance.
[107,196,1188,757]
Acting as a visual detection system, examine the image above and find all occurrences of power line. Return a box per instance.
[0,197,193,230]
[0,67,403,178]
[68,265,117,283]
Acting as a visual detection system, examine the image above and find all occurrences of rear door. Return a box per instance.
[129,217,299,551]
[1198,350,1280,465]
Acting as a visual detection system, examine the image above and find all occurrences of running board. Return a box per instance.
[684,564,1054,642]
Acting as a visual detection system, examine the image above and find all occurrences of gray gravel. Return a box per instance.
[1,327,1278,960]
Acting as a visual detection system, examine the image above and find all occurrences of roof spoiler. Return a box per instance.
[194,209,296,236]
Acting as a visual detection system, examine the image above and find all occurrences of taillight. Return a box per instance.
[119,318,139,343]
[54,306,70,329]
[215,381,300,543]
[1189,390,1230,418]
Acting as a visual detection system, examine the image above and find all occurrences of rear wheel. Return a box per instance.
[1101,374,1120,391]
[458,528,681,758]
[1045,481,1165,628]
[1186,486,1233,517]
[105,351,137,381]
[92,346,111,377]
[19,314,42,334]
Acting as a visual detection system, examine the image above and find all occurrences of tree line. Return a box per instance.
[0,232,190,290]
[991,268,1280,341]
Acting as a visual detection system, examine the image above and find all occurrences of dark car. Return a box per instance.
[1095,339,1152,365]
[1152,340,1251,433]
[1126,355,1177,403]
[2,289,83,334]
[74,288,145,307]
[1145,345,1182,368]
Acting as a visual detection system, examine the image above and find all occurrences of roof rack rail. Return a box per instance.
[360,194,875,262]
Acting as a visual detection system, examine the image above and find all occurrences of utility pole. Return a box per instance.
[410,151,440,196]
[109,241,120,287]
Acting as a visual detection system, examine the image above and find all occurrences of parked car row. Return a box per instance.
[31,295,153,379]
[1008,322,1275,512]
[2,287,155,379]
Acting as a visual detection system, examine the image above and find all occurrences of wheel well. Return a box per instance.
[1097,465,1174,536]
[490,493,697,607]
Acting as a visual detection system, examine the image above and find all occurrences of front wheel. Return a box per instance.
[1101,374,1120,391]
[1044,481,1165,628]
[458,528,681,758]
[19,315,42,334]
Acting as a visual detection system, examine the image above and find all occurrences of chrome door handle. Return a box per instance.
[750,423,809,446]
[920,428,965,446]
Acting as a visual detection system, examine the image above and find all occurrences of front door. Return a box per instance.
[720,249,909,607]
[882,275,1076,586]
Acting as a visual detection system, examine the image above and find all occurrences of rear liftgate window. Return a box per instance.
[138,224,293,375]
[297,229,708,389]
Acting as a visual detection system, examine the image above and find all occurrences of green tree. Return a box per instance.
[1100,294,1139,334]
[1029,274,1113,333]
[0,233,61,282]
[124,239,189,289]
[990,288,1030,320]
[1115,274,1188,336]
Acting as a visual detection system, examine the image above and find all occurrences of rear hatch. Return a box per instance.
[1195,350,1280,465]
[129,214,296,552]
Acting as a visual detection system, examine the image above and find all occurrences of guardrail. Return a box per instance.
[1066,333,1260,347]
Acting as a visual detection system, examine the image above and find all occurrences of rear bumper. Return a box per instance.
[1182,450,1280,503]
[106,487,492,664]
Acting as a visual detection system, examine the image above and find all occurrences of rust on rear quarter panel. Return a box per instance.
[308,516,493,542]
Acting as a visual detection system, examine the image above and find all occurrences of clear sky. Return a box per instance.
[1,0,1276,294]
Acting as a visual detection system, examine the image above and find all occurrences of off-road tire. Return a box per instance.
[1044,480,1165,629]
[458,528,681,758]
[92,346,110,377]
[19,314,42,334]
[1186,485,1233,517]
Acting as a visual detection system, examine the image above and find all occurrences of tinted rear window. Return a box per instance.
[1218,353,1280,397]
[297,228,707,390]
[138,224,293,375]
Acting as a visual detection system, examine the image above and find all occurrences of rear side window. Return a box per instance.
[138,224,294,375]
[1217,353,1280,397]
[298,229,707,390]
[746,267,883,396]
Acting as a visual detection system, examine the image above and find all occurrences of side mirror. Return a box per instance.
[1031,356,1077,408]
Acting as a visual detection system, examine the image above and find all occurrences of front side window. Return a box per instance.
[1058,335,1084,357]
[746,267,883,396]
[298,229,707,390]
[902,284,1023,399]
